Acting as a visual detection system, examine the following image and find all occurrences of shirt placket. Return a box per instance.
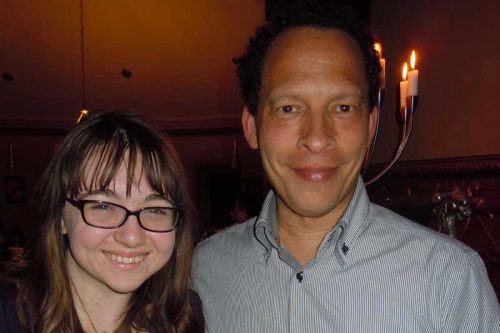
[288,269,306,333]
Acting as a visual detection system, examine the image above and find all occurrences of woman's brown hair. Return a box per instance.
[16,111,199,332]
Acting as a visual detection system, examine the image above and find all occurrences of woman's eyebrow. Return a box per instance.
[80,189,117,199]
[144,194,170,201]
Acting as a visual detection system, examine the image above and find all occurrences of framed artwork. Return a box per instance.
[5,176,28,205]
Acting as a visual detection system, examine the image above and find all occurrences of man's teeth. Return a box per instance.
[109,253,145,264]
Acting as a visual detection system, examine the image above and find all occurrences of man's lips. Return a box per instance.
[293,167,336,181]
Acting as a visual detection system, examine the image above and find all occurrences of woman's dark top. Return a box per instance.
[0,285,205,333]
[0,285,23,333]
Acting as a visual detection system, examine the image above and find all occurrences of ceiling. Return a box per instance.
[0,1,264,132]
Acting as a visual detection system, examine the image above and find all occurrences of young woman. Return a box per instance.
[0,111,203,332]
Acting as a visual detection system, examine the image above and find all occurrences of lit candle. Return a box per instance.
[400,62,408,108]
[374,43,386,89]
[407,50,419,96]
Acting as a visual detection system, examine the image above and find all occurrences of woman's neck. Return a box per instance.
[72,283,129,333]
[67,256,132,332]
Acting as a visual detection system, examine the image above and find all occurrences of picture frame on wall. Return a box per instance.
[5,176,28,205]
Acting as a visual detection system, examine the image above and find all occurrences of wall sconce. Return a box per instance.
[363,47,420,185]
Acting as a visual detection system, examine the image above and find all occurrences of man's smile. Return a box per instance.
[292,167,336,181]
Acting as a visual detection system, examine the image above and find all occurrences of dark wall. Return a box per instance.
[371,0,500,163]
[266,0,371,23]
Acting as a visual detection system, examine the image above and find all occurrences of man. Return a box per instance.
[192,2,500,332]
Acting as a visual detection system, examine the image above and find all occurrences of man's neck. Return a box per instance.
[276,198,349,267]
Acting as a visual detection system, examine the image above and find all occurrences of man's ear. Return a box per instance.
[242,106,259,149]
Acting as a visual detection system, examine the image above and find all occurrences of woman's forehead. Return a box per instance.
[78,151,142,189]
[70,145,171,199]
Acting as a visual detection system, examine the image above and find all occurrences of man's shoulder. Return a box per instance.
[369,202,479,260]
[191,218,261,291]
[194,218,256,262]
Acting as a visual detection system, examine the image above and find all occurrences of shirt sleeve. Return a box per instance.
[441,252,500,332]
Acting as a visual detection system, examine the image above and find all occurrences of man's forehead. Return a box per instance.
[263,27,364,68]
[259,27,368,100]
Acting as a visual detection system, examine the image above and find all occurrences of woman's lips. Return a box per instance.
[293,167,335,181]
[104,251,146,265]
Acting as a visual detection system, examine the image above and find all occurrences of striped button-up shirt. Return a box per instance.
[192,178,500,332]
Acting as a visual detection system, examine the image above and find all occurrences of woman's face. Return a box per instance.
[62,160,176,295]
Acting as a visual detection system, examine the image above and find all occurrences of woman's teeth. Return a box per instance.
[107,253,145,264]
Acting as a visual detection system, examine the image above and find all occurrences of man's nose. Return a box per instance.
[298,110,336,153]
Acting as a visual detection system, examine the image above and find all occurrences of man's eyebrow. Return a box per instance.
[330,92,364,101]
[268,92,364,105]
[267,93,301,103]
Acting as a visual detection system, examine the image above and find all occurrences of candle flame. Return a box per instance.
[402,62,408,80]
[374,43,382,57]
[410,50,417,70]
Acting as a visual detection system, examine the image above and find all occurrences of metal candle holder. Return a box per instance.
[364,92,419,185]
[362,88,385,174]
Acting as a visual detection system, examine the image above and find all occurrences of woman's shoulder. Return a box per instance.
[0,283,26,332]
[188,289,205,332]
[0,283,18,311]
[0,282,17,296]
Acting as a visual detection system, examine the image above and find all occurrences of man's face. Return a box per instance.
[242,27,377,222]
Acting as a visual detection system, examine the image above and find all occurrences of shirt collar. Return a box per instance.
[338,176,371,253]
[254,191,279,252]
[254,176,371,259]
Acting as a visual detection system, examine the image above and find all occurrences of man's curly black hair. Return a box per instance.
[234,0,381,115]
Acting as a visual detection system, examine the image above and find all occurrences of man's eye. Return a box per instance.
[335,104,354,113]
[279,105,297,113]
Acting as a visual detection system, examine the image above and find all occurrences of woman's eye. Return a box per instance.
[335,104,354,113]
[90,203,114,211]
[145,208,168,215]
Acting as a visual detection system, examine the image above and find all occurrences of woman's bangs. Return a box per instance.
[63,123,181,207]
[142,148,178,204]
[67,142,126,197]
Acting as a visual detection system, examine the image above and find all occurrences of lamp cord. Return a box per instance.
[79,0,86,110]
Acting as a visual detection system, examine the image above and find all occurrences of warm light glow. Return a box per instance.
[402,62,408,80]
[374,43,382,57]
[77,109,89,124]
[410,50,417,70]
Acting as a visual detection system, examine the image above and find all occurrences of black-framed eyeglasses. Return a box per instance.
[66,198,181,233]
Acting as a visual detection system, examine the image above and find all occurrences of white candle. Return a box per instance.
[407,70,418,96]
[407,50,418,96]
[374,43,386,89]
[400,62,408,108]
[400,80,408,108]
